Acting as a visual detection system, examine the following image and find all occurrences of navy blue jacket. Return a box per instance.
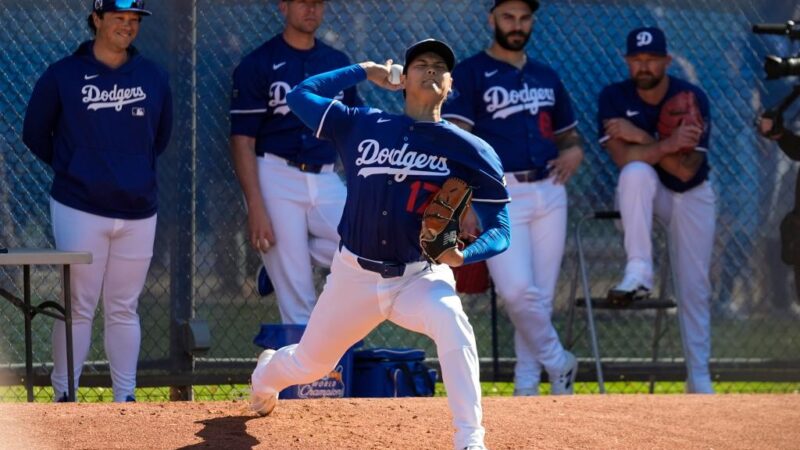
[597,76,711,192]
[287,65,511,264]
[230,34,361,165]
[23,40,173,219]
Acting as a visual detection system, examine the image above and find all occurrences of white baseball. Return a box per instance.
[389,64,403,85]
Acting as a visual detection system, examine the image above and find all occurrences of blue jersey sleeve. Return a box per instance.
[155,71,173,156]
[441,63,477,126]
[553,77,578,134]
[596,85,620,144]
[286,64,367,142]
[334,52,364,108]
[462,202,511,264]
[230,57,268,137]
[22,66,60,165]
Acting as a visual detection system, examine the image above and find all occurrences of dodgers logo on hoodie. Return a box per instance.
[82,83,147,112]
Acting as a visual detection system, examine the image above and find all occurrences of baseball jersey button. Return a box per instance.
[382,211,388,216]
[387,180,393,185]
[381,240,387,245]
[403,137,408,141]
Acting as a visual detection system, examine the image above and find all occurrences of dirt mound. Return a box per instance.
[1,394,798,449]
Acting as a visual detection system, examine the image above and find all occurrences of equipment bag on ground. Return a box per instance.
[352,348,437,397]
[780,210,800,265]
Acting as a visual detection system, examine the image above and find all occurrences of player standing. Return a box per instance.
[22,0,173,402]
[250,39,511,450]
[597,27,716,393]
[229,0,361,324]
[442,0,583,396]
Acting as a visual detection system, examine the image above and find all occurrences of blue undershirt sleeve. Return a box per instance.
[286,64,367,132]
[461,201,511,264]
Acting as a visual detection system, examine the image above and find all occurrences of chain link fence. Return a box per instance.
[1,0,799,401]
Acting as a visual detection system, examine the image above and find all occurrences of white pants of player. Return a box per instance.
[257,153,345,324]
[252,246,484,450]
[485,176,568,391]
[49,198,156,402]
[617,162,716,391]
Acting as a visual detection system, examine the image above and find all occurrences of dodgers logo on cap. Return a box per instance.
[636,31,653,47]
[626,27,667,57]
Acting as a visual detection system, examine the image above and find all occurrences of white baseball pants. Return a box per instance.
[49,198,156,402]
[617,162,716,390]
[485,176,568,390]
[252,245,485,450]
[257,153,345,324]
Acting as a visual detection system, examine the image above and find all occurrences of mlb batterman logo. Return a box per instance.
[636,31,653,47]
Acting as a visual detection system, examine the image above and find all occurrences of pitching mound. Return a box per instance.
[1,394,798,449]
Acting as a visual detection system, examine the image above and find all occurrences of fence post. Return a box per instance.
[166,0,198,401]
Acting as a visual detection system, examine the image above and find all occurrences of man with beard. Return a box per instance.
[443,0,583,396]
[597,27,716,393]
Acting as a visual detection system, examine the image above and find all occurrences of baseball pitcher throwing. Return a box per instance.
[250,39,511,450]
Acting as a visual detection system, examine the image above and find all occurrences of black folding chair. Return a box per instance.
[565,211,676,394]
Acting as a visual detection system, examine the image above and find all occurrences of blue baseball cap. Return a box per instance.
[92,0,152,16]
[490,0,540,13]
[403,39,456,73]
[626,27,668,56]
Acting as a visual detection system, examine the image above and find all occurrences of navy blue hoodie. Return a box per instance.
[23,40,173,219]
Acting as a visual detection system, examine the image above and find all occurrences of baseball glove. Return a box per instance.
[657,90,704,153]
[419,177,473,264]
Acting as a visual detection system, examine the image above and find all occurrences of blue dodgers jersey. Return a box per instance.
[317,106,510,263]
[23,41,173,220]
[597,76,711,192]
[442,51,577,172]
[230,35,361,165]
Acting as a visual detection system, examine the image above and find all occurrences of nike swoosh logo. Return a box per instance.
[626,110,640,117]
[84,74,99,80]
[484,70,498,78]
[272,62,286,70]
[377,118,391,123]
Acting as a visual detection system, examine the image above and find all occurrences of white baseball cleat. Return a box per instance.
[549,351,578,395]
[251,349,278,416]
[607,272,653,305]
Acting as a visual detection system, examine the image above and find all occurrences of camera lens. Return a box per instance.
[765,55,800,80]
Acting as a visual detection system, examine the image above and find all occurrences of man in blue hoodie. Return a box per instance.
[23,0,173,402]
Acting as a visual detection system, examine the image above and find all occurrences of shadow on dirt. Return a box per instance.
[178,415,260,449]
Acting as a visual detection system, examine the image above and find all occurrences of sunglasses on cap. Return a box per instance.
[93,0,152,16]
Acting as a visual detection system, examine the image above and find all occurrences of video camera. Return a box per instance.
[752,20,800,80]
[753,20,800,137]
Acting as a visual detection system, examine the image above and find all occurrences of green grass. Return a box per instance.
[2,381,798,403]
